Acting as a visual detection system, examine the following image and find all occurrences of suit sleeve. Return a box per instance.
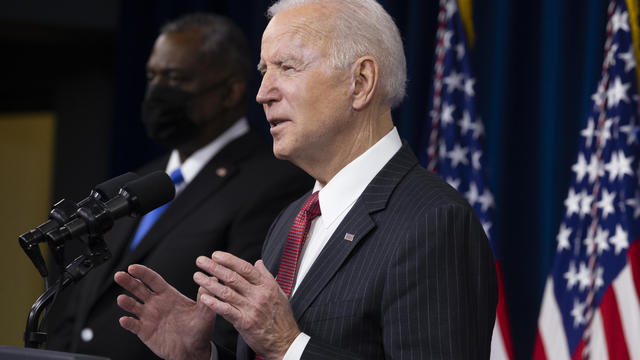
[300,203,497,360]
[380,203,497,359]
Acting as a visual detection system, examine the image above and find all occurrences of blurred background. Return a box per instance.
[0,0,608,358]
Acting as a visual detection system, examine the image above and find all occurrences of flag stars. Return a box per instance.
[445,177,460,190]
[565,188,581,216]
[592,84,606,108]
[572,154,588,182]
[466,182,480,205]
[606,76,630,108]
[571,298,587,328]
[580,191,594,216]
[596,118,614,143]
[619,47,636,73]
[611,8,630,33]
[442,30,454,49]
[609,224,628,255]
[458,111,474,135]
[464,77,476,97]
[619,119,638,145]
[564,262,579,290]
[594,226,610,254]
[478,189,495,211]
[596,188,616,218]
[625,190,640,218]
[448,143,469,167]
[438,139,448,160]
[586,154,604,183]
[472,151,482,170]
[441,102,456,125]
[556,224,572,252]
[445,0,457,19]
[443,71,463,93]
[482,221,492,237]
[577,262,592,292]
[604,150,634,182]
[581,118,596,148]
[455,43,465,61]
[594,266,604,290]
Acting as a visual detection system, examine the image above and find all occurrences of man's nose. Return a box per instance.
[256,72,279,105]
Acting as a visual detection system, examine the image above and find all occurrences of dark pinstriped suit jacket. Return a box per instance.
[236,144,498,359]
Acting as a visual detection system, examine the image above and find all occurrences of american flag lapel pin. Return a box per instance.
[344,233,355,241]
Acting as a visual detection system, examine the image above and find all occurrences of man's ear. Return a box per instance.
[223,78,247,107]
[351,56,379,110]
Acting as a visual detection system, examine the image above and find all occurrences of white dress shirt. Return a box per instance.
[282,127,402,359]
[165,117,249,194]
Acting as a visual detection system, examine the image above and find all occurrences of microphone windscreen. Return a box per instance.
[122,171,175,214]
[93,172,139,200]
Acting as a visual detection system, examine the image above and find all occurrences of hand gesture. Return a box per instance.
[115,264,216,360]
[194,252,300,360]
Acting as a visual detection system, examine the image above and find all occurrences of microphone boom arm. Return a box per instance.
[24,236,112,348]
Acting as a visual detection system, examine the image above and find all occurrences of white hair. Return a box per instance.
[268,0,407,108]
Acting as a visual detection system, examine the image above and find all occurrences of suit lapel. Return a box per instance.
[271,144,418,321]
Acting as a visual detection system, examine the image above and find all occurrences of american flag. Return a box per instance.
[534,0,640,358]
[422,0,514,358]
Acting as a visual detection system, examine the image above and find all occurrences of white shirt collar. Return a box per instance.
[166,117,249,185]
[313,127,402,229]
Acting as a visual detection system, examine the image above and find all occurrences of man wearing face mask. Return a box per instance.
[45,13,312,360]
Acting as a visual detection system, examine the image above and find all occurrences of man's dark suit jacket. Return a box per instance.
[236,144,498,359]
[46,131,313,360]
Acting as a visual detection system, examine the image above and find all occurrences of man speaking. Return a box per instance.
[114,0,498,359]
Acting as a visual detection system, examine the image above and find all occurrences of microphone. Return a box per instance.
[45,171,175,245]
[19,172,139,277]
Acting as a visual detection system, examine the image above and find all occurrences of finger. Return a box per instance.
[127,264,170,294]
[254,260,274,280]
[194,272,247,308]
[199,292,243,327]
[119,316,141,335]
[212,251,264,285]
[196,256,254,294]
[114,271,154,302]
[116,294,143,316]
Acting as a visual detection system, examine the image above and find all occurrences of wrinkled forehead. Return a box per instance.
[261,5,332,54]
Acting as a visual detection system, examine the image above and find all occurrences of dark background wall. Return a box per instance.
[0,0,609,358]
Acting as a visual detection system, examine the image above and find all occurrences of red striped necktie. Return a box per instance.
[255,192,321,360]
[276,191,321,298]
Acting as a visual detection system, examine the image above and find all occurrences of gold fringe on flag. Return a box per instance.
[626,0,640,92]
[457,0,475,47]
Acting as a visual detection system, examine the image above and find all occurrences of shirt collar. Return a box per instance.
[166,117,249,185]
[313,127,402,228]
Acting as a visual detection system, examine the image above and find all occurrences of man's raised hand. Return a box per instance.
[115,264,215,360]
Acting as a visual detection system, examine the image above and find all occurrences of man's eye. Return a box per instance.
[282,65,294,72]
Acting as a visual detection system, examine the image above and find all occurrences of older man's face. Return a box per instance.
[256,5,353,166]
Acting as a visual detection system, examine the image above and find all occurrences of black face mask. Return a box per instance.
[141,85,199,148]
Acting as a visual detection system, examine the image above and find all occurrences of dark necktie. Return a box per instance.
[129,168,184,250]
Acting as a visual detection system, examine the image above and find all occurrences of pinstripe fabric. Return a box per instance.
[239,144,498,359]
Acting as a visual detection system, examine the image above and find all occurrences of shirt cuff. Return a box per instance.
[282,332,311,360]
[210,341,218,360]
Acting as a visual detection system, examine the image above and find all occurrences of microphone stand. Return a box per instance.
[24,235,112,349]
